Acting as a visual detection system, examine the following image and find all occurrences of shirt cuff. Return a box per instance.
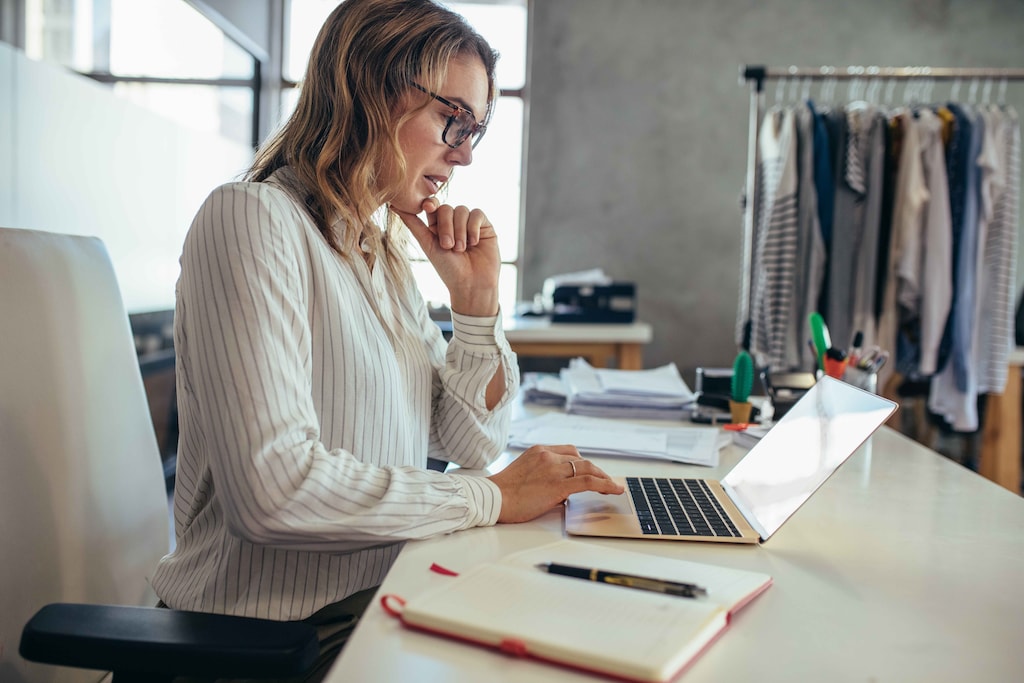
[452,474,502,528]
[449,309,508,353]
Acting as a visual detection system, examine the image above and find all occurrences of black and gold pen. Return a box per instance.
[536,562,707,598]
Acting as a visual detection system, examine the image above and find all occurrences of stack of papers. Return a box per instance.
[520,372,567,407]
[508,413,720,466]
[560,358,696,420]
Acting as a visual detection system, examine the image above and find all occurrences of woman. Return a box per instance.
[152,0,622,677]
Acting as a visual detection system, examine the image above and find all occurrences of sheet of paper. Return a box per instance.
[509,413,719,466]
[523,425,668,454]
[596,363,695,399]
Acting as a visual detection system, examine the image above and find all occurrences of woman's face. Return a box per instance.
[391,54,489,214]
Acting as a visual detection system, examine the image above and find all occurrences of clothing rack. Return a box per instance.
[736,64,1024,347]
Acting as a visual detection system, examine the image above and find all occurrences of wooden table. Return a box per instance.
[503,318,652,370]
[979,346,1024,495]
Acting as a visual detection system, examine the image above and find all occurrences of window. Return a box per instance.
[22,0,262,148]
[285,0,528,313]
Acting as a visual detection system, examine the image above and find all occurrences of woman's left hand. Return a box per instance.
[394,197,501,317]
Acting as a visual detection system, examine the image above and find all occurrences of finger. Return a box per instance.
[571,459,616,482]
[433,204,455,249]
[566,459,578,479]
[450,205,470,252]
[535,444,582,458]
[467,208,489,247]
[421,196,440,217]
[566,473,625,495]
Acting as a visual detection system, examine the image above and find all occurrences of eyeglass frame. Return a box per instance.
[412,83,490,149]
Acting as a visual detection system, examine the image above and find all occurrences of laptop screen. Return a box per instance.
[722,376,897,540]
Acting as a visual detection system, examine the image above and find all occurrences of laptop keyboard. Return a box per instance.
[626,477,741,537]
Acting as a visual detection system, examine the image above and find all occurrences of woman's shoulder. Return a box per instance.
[193,172,314,236]
[201,174,303,214]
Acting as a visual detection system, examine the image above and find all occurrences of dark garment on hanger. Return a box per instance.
[1017,287,1024,347]
[808,100,834,248]
[873,116,900,320]
[818,109,846,318]
[942,104,985,392]
[934,103,974,374]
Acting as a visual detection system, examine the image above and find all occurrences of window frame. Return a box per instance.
[6,0,267,149]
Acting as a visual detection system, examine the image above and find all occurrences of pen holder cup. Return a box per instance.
[844,366,878,393]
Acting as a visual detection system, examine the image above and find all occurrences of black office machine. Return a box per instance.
[549,282,636,324]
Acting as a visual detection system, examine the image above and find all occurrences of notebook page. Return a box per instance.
[402,562,722,682]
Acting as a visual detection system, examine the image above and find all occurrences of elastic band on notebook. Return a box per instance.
[380,594,406,618]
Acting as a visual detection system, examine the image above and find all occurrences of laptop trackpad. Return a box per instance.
[565,478,641,537]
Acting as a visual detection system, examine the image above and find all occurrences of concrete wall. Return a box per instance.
[524,0,1024,379]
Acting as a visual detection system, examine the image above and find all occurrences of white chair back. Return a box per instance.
[0,228,170,683]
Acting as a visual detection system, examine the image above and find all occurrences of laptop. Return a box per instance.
[565,376,897,544]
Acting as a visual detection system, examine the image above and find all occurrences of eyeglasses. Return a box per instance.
[413,83,488,149]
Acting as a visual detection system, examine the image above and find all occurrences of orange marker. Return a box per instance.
[824,347,848,379]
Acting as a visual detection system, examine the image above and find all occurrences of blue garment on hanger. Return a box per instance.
[807,99,834,248]
[935,103,983,394]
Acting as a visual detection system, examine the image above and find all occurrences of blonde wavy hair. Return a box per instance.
[248,0,498,282]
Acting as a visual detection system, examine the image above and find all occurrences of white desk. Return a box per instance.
[503,318,653,370]
[329,412,1024,682]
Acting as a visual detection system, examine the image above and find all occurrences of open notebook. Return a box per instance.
[566,376,897,543]
[383,539,771,682]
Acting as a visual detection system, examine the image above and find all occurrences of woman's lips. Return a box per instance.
[425,175,447,193]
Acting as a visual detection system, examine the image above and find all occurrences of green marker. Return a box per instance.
[808,312,831,372]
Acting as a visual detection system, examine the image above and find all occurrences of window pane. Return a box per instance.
[109,0,253,79]
[443,2,526,90]
[411,261,519,315]
[285,0,337,82]
[440,95,522,261]
[25,0,253,78]
[113,83,253,147]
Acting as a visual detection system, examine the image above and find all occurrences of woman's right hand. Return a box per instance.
[487,444,624,524]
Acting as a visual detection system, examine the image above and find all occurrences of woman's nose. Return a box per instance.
[446,141,473,166]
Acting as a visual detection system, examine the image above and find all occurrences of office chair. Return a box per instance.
[0,228,318,682]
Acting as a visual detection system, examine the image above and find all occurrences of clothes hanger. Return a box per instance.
[884,77,897,107]
[774,76,787,105]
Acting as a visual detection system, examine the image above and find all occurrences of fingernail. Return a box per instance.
[441,235,454,248]
[455,239,466,251]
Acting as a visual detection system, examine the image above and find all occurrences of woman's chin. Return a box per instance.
[391,196,427,215]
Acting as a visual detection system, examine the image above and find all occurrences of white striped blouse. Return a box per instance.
[151,171,519,621]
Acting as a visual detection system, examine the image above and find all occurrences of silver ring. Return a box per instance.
[569,460,577,478]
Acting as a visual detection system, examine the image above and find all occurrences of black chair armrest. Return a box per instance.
[20,603,319,681]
